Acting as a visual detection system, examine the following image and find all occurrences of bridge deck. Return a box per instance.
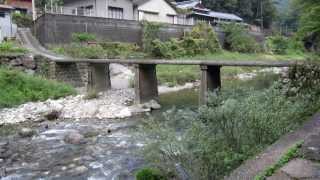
[56,59,299,67]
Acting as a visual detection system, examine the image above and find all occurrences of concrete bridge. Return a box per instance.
[54,58,298,105]
[17,28,299,105]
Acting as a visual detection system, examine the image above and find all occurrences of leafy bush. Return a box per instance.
[150,23,221,58]
[283,61,320,95]
[142,21,161,54]
[0,41,28,54]
[71,33,96,43]
[136,168,166,180]
[99,42,140,58]
[223,23,259,53]
[139,66,320,179]
[265,35,289,54]
[151,39,186,59]
[12,13,33,27]
[0,68,76,108]
[184,22,221,54]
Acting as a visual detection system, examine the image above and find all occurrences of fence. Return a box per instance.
[38,5,194,26]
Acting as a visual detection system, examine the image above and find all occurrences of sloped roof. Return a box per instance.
[0,4,14,10]
[209,11,243,21]
[175,0,243,21]
[175,0,199,9]
[133,0,177,10]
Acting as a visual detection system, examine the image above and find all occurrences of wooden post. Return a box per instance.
[87,63,111,92]
[199,65,221,105]
[134,64,159,104]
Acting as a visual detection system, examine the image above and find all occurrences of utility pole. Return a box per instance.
[260,0,263,32]
[32,0,36,21]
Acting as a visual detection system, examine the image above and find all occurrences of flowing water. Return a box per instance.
[0,89,199,180]
[0,72,281,180]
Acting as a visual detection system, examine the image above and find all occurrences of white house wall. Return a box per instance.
[106,0,133,20]
[63,0,107,17]
[0,12,17,40]
[137,0,177,23]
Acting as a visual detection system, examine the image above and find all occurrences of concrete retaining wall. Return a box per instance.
[33,13,193,46]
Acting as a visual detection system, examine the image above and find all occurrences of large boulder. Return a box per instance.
[64,132,85,145]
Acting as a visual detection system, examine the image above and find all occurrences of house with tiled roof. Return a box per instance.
[61,0,178,24]
[173,0,243,25]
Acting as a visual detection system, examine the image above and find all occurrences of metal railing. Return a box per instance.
[43,6,96,17]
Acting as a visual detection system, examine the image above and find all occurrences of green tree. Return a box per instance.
[201,0,277,28]
[296,0,320,51]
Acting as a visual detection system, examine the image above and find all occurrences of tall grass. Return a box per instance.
[0,68,76,108]
[138,63,320,179]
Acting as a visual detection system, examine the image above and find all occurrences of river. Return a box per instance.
[0,70,282,180]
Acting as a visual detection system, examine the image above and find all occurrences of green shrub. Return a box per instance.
[99,42,139,58]
[223,23,259,53]
[0,68,76,108]
[71,33,96,43]
[12,13,33,27]
[283,61,320,95]
[139,69,320,179]
[142,21,161,54]
[185,22,221,54]
[265,35,289,54]
[149,23,221,58]
[0,41,28,54]
[136,168,166,180]
[151,39,186,59]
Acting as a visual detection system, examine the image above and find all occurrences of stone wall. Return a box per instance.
[54,62,89,88]
[0,55,89,88]
[0,54,38,74]
[33,55,89,88]
[33,13,192,46]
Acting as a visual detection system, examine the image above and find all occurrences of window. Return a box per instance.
[108,6,123,19]
[0,12,5,18]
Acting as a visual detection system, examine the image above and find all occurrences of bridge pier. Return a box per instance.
[134,64,159,104]
[199,65,221,105]
[87,63,111,92]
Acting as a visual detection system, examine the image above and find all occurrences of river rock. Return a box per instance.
[64,132,85,145]
[9,58,22,66]
[44,110,61,121]
[22,56,36,69]
[146,100,161,110]
[82,128,99,138]
[18,128,36,138]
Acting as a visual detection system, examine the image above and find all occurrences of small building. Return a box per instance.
[0,4,17,42]
[60,0,178,24]
[173,0,243,26]
[5,0,33,14]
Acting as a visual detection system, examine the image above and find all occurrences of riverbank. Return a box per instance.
[0,66,288,125]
